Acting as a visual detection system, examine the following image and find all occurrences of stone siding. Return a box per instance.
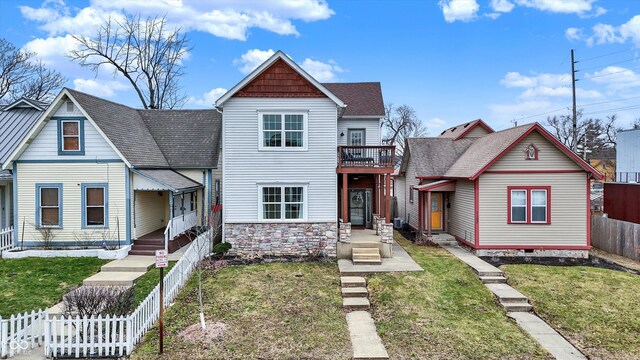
[475,249,588,258]
[380,223,393,244]
[224,222,338,257]
[339,222,351,243]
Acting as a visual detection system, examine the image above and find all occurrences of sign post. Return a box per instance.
[155,249,168,354]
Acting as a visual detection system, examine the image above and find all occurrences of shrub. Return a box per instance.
[63,286,135,317]
[212,242,232,255]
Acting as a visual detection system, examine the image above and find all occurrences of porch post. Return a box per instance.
[374,175,379,214]
[385,173,391,223]
[418,190,423,231]
[426,191,432,237]
[341,173,348,222]
[169,191,174,219]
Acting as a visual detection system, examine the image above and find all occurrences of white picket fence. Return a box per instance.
[1,230,211,359]
[0,309,48,358]
[0,226,13,252]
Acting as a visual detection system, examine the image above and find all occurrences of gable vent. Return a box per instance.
[66,101,74,112]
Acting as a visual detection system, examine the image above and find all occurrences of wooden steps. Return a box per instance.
[129,230,197,255]
[352,248,382,265]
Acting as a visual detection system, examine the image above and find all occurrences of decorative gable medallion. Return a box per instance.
[524,144,539,160]
[234,58,327,98]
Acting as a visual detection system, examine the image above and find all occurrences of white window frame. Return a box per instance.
[61,119,81,152]
[83,185,107,228]
[530,189,548,224]
[510,189,527,223]
[257,184,308,222]
[258,111,309,151]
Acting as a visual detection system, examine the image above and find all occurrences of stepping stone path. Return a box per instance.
[340,276,389,360]
[441,244,586,360]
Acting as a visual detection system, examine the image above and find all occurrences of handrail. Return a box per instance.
[163,219,172,251]
[337,145,395,169]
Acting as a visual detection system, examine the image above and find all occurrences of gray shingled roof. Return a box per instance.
[0,98,46,166]
[66,89,221,168]
[322,82,385,117]
[439,119,490,138]
[444,123,536,178]
[139,110,220,168]
[134,169,202,191]
[403,138,475,177]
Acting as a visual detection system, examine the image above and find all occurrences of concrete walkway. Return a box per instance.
[83,255,154,286]
[441,244,586,360]
[338,241,423,275]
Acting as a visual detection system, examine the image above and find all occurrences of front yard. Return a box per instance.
[0,257,108,317]
[503,264,640,359]
[367,233,548,359]
[131,261,352,359]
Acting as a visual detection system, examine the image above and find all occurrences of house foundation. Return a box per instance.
[475,248,589,258]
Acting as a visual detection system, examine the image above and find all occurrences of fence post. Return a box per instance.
[1,318,7,358]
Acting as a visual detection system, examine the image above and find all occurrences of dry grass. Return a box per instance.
[503,264,640,360]
[367,232,549,359]
[131,261,351,359]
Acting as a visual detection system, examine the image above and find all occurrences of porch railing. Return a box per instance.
[337,146,395,169]
[164,211,198,251]
[616,172,640,183]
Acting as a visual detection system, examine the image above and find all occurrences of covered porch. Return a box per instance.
[132,169,204,254]
[414,180,456,240]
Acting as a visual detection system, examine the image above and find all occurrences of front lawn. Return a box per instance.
[503,264,640,359]
[367,232,548,359]
[131,261,351,359]
[0,257,108,317]
[132,261,177,306]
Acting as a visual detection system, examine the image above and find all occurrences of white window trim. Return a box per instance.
[510,189,527,223]
[84,186,106,228]
[530,189,548,224]
[257,183,309,222]
[61,119,81,152]
[258,111,309,151]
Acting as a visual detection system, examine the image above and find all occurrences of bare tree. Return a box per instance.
[0,38,65,103]
[69,14,189,109]
[632,118,640,130]
[382,103,426,159]
[546,110,620,160]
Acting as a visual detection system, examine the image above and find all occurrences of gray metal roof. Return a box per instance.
[0,98,46,167]
[134,169,202,192]
[66,89,221,168]
[139,109,221,168]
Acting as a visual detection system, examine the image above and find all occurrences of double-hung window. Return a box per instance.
[508,187,550,224]
[82,184,108,228]
[57,118,84,155]
[259,184,307,221]
[36,184,62,228]
[259,113,307,150]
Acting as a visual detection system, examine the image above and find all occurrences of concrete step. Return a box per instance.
[353,254,382,260]
[341,276,366,288]
[83,271,146,286]
[347,311,389,360]
[475,269,504,277]
[342,287,368,298]
[501,302,533,312]
[353,259,382,265]
[350,242,383,249]
[486,283,530,303]
[100,256,154,272]
[352,248,380,255]
[480,276,507,284]
[343,297,370,310]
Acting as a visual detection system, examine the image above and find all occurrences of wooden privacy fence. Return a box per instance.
[0,226,13,252]
[0,230,211,358]
[591,215,640,261]
[0,309,48,358]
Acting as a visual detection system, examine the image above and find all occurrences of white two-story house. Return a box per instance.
[216,51,393,257]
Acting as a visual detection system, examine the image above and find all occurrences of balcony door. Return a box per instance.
[348,129,365,146]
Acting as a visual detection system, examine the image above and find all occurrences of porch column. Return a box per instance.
[374,175,379,214]
[341,173,348,222]
[385,173,391,223]
[426,191,432,237]
[418,189,423,231]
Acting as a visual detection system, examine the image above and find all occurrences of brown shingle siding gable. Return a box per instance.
[234,59,327,98]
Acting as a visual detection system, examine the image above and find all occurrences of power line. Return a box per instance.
[582,103,640,116]
[578,95,640,108]
[580,65,640,81]
[513,106,569,121]
[577,47,634,62]
[577,57,638,73]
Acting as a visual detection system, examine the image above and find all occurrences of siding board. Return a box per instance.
[337,118,381,146]
[489,132,580,171]
[448,180,475,243]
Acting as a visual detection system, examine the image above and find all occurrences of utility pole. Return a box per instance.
[571,49,578,153]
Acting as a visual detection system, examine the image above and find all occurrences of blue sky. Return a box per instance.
[2,0,640,134]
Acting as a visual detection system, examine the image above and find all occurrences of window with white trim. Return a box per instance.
[259,185,307,221]
[259,113,307,150]
[61,120,81,151]
[508,187,550,224]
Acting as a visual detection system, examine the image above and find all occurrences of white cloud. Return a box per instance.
[500,72,570,89]
[73,78,129,98]
[234,49,276,74]
[234,49,344,82]
[187,87,228,107]
[21,0,334,41]
[565,27,584,41]
[300,58,344,82]
[586,66,640,91]
[513,0,596,14]
[520,86,602,99]
[490,0,515,13]
[572,15,640,46]
[439,0,479,23]
[426,117,448,133]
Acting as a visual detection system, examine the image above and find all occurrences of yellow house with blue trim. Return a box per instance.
[2,88,221,254]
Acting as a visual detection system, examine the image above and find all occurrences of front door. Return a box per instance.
[430,193,443,230]
[349,189,372,227]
